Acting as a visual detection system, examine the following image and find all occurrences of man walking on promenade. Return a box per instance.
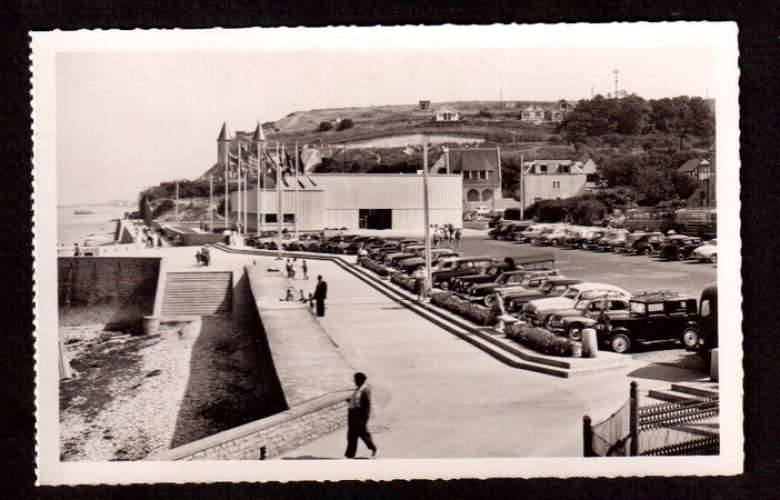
[345,372,378,459]
[454,228,462,249]
[301,259,309,279]
[313,275,328,317]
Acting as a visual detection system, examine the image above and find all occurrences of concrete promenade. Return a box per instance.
[120,244,702,459]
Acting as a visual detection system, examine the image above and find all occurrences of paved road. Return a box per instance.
[280,257,700,460]
[455,234,717,299]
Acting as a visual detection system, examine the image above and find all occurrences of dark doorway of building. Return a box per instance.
[359,209,392,230]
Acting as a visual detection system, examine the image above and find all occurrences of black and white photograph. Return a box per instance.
[31,23,742,484]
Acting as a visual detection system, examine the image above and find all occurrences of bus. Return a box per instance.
[623,208,675,233]
[673,208,717,239]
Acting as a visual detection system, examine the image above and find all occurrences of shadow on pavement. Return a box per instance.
[627,363,704,383]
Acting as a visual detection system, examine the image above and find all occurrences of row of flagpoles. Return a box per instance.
[212,131,307,250]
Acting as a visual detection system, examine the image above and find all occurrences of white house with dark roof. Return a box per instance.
[520,99,574,123]
[435,106,460,122]
[520,159,587,208]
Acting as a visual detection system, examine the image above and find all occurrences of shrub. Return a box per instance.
[391,273,418,292]
[478,109,493,118]
[318,121,333,132]
[506,323,581,357]
[430,292,497,326]
[337,119,354,131]
[361,258,390,277]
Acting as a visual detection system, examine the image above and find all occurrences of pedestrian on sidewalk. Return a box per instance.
[313,275,328,317]
[412,266,426,300]
[344,372,378,459]
[301,260,309,279]
[285,258,293,279]
[454,228,461,249]
[291,257,298,280]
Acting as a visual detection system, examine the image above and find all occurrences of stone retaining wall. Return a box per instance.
[58,257,160,328]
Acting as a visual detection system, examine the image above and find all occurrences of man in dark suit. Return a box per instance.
[314,275,328,317]
[345,372,377,459]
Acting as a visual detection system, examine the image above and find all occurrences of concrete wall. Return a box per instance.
[521,174,587,208]
[58,257,160,329]
[148,391,348,460]
[231,189,326,232]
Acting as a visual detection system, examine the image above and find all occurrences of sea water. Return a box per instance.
[56,205,130,247]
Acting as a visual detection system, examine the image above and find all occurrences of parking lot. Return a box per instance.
[456,231,717,370]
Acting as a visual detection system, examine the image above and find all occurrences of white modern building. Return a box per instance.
[230,173,463,231]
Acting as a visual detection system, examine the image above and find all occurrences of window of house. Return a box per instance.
[539,165,548,174]
[552,180,561,189]
[265,214,278,223]
[283,213,295,223]
[479,171,487,180]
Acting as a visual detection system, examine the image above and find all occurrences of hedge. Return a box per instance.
[506,323,581,357]
[361,258,391,277]
[430,291,497,326]
[391,272,418,292]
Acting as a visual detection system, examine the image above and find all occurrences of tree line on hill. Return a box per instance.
[557,94,714,150]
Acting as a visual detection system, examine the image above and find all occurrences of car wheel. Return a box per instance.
[635,247,645,255]
[676,251,687,261]
[544,316,554,330]
[484,294,497,308]
[568,323,584,341]
[261,243,270,250]
[681,327,700,350]
[610,333,631,354]
[710,254,717,264]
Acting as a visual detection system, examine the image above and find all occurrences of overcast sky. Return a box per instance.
[56,47,716,205]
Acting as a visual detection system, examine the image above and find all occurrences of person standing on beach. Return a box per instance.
[313,275,328,317]
[345,372,378,459]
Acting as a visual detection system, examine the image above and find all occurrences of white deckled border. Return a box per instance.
[32,22,742,485]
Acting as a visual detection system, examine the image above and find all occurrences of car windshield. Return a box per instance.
[629,302,646,315]
[575,299,590,310]
[549,285,568,296]
[563,288,580,299]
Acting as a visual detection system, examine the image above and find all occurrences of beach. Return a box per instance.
[57,205,129,247]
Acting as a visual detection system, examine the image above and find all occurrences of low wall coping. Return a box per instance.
[145,389,351,461]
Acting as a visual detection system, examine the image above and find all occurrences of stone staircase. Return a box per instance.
[647,381,719,403]
[161,271,233,317]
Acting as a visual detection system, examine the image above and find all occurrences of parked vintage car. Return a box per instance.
[245,230,286,249]
[579,229,608,250]
[469,269,559,306]
[431,257,496,290]
[587,229,627,251]
[696,284,718,368]
[286,233,323,251]
[397,249,461,273]
[692,239,717,263]
[450,254,556,294]
[628,231,666,255]
[659,235,704,261]
[595,291,700,353]
[503,277,584,314]
[515,224,553,243]
[603,230,629,252]
[488,222,517,240]
[521,282,632,326]
[546,296,631,340]
[536,227,570,246]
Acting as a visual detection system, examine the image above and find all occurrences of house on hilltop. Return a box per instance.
[678,155,715,208]
[677,158,711,182]
[435,106,460,122]
[520,99,574,123]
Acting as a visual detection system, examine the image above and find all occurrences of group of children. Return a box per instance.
[285,257,309,280]
[194,246,211,266]
[432,224,462,249]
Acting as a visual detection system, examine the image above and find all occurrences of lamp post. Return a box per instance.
[209,174,213,231]
[218,122,231,230]
[276,141,283,260]
[237,139,242,237]
[422,138,432,300]
[252,122,265,234]
[175,180,179,222]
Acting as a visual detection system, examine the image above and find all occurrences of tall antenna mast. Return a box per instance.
[613,68,620,97]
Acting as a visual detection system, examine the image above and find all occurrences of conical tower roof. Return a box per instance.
[217,121,232,142]
[251,121,266,142]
